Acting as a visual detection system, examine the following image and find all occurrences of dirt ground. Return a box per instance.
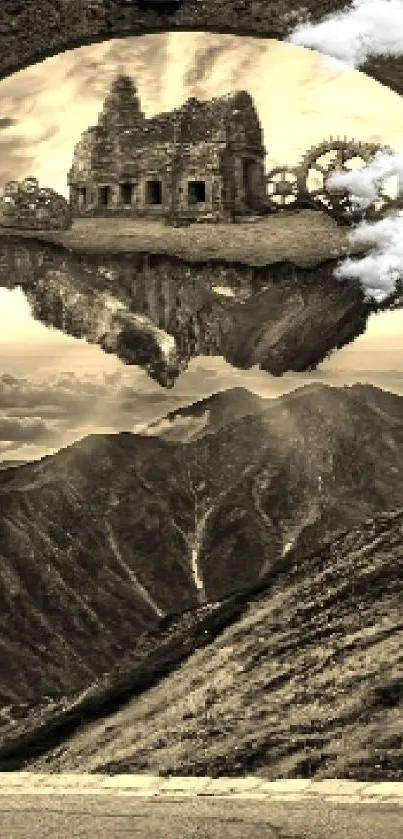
[0,211,365,268]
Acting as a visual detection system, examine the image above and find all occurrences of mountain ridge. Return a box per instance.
[0,381,402,712]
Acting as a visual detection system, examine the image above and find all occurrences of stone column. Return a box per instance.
[110,183,120,208]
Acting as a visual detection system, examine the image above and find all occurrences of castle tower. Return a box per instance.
[98,74,145,133]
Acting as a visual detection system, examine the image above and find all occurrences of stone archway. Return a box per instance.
[1,0,403,99]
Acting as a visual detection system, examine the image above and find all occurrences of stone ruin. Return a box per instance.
[68,74,268,224]
[0,178,72,230]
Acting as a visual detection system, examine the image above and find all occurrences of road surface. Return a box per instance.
[0,794,402,838]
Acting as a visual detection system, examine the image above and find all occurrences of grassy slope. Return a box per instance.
[0,598,247,768]
[0,211,366,267]
[33,509,403,781]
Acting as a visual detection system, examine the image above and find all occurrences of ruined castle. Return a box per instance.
[67,74,267,223]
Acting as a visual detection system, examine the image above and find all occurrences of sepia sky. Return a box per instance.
[0,33,402,461]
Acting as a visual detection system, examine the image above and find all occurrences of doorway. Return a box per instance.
[77,187,87,209]
[146,180,162,205]
[242,159,256,208]
[98,185,111,207]
[188,180,206,205]
[120,182,133,205]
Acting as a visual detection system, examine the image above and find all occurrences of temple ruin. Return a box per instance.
[68,74,267,223]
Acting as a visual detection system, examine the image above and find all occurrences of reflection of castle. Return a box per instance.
[68,75,267,223]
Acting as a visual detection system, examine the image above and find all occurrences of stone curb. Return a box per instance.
[0,775,401,803]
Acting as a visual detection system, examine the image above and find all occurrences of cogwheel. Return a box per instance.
[297,138,403,223]
[265,166,301,210]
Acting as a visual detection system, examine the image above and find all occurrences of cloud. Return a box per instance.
[184,42,230,88]
[0,366,206,462]
[325,148,403,301]
[334,213,403,301]
[0,360,310,463]
[2,353,403,463]
[288,0,403,69]
[182,35,270,97]
[0,35,170,196]
[0,369,166,422]
[0,118,16,130]
[0,415,56,443]
[327,149,403,209]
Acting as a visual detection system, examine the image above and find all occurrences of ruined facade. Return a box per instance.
[67,75,267,223]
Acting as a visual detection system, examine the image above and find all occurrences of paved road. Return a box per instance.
[0,795,402,838]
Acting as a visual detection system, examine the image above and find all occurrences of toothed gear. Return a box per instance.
[265,166,300,209]
[297,138,403,223]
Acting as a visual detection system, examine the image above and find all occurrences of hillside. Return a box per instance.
[29,508,403,780]
[0,383,403,714]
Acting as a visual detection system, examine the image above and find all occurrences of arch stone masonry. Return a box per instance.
[1,0,403,99]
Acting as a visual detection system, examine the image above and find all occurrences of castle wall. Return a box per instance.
[174,142,230,222]
[70,141,234,221]
[68,83,267,222]
[70,142,175,218]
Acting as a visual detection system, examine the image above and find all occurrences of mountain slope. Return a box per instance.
[0,383,403,707]
[143,387,268,441]
[33,509,403,780]
[0,433,200,704]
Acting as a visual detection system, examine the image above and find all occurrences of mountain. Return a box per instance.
[28,508,403,780]
[0,382,403,710]
[142,386,268,441]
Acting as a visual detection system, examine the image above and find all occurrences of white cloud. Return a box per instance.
[334,214,403,300]
[327,149,403,209]
[320,55,354,73]
[324,148,403,301]
[288,0,403,69]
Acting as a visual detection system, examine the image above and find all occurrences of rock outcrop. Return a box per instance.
[0,213,375,387]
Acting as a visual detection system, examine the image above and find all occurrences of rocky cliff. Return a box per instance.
[0,212,375,387]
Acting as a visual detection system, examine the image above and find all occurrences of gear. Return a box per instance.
[265,166,300,210]
[297,137,403,223]
[0,179,72,230]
